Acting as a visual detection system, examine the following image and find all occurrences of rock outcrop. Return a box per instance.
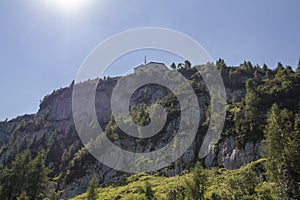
[205,136,262,169]
[0,67,263,198]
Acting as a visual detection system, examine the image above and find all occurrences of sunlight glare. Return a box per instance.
[51,0,87,13]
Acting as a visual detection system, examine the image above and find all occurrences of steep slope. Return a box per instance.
[1,61,298,198]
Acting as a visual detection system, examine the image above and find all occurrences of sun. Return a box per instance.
[51,0,87,13]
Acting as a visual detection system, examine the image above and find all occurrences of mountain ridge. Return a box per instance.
[1,60,299,198]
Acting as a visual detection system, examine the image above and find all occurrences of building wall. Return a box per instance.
[134,63,167,73]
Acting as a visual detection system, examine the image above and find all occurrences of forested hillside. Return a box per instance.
[0,59,300,199]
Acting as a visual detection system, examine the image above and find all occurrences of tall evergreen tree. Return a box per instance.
[0,149,50,200]
[170,62,176,70]
[264,104,300,199]
[216,58,229,81]
[10,149,32,199]
[262,63,268,72]
[26,150,50,200]
[226,168,259,199]
[144,181,155,200]
[0,149,32,200]
[276,62,284,72]
[16,191,29,200]
[216,58,226,69]
[184,60,191,69]
[296,58,300,75]
[244,79,259,122]
[184,162,208,200]
[87,176,99,200]
[245,61,254,72]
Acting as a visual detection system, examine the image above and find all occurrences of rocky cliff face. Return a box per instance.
[205,136,262,169]
[0,67,263,198]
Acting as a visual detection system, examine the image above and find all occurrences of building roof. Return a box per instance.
[134,62,167,70]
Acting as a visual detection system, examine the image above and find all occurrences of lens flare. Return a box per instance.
[51,0,87,13]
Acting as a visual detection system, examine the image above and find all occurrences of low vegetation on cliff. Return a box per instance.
[0,59,300,199]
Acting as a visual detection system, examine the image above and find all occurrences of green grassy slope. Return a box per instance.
[72,158,275,200]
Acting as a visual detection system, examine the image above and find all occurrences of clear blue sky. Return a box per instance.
[0,0,299,120]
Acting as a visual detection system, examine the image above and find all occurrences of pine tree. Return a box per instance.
[184,60,191,69]
[144,181,154,200]
[227,168,258,199]
[0,149,32,200]
[276,62,284,72]
[216,58,225,68]
[262,63,268,72]
[244,79,259,122]
[264,104,282,181]
[296,58,300,75]
[245,61,254,72]
[16,191,29,200]
[265,70,271,79]
[170,63,176,70]
[216,58,229,81]
[284,114,300,198]
[26,150,50,200]
[184,162,208,200]
[49,189,59,200]
[0,149,50,200]
[87,176,99,200]
[60,148,69,171]
[10,149,32,198]
[166,188,177,200]
[264,104,300,199]
[166,185,185,200]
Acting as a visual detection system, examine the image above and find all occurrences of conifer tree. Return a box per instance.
[262,63,268,72]
[244,79,259,122]
[26,150,50,200]
[276,62,284,72]
[16,191,29,200]
[184,162,208,200]
[296,58,300,75]
[264,104,300,199]
[144,181,155,200]
[184,60,191,69]
[0,149,32,200]
[87,176,99,200]
[10,149,32,198]
[170,62,176,70]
